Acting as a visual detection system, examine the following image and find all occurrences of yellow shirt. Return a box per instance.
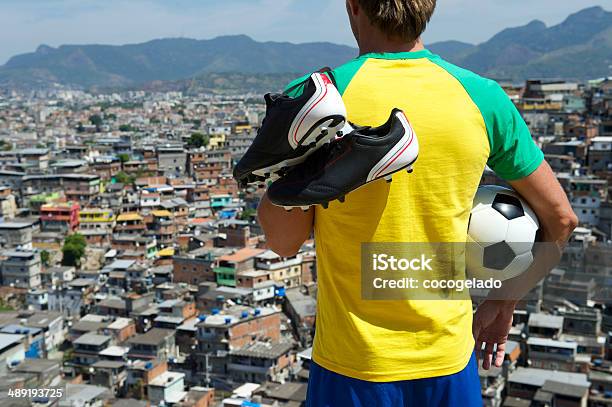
[285,50,543,381]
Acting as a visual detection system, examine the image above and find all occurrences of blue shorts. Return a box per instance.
[306,353,482,407]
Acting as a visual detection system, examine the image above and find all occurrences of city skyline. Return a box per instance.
[1,0,611,64]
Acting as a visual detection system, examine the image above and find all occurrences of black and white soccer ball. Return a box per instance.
[466,185,540,281]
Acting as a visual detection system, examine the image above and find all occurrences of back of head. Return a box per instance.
[357,0,436,42]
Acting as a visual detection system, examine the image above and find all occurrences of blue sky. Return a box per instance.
[1,0,611,64]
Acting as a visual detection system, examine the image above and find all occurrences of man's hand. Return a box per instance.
[472,300,515,370]
[258,193,314,257]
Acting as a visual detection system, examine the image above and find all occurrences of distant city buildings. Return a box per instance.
[0,77,610,406]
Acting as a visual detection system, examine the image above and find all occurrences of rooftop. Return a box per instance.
[73,332,112,347]
[541,380,589,398]
[107,259,136,270]
[0,221,36,229]
[218,247,265,263]
[0,324,42,336]
[12,358,60,374]
[99,345,129,357]
[129,328,174,346]
[148,371,185,387]
[527,337,577,350]
[528,313,564,329]
[107,317,133,330]
[63,384,111,404]
[262,382,307,402]
[198,306,278,327]
[0,333,24,351]
[71,320,109,333]
[508,367,589,387]
[230,341,293,359]
[116,213,143,222]
[285,289,316,318]
[92,360,126,369]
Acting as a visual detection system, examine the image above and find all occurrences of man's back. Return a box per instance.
[299,49,543,381]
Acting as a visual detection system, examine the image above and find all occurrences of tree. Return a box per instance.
[89,114,103,130]
[115,171,135,185]
[239,208,256,220]
[40,250,50,267]
[65,233,87,248]
[119,124,133,132]
[188,132,209,148]
[117,153,130,164]
[61,233,87,267]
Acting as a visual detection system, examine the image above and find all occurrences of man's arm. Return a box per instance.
[258,193,314,257]
[491,160,578,300]
[510,160,578,245]
[474,161,578,369]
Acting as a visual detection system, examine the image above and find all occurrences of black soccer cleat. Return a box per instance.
[267,109,419,209]
[233,72,347,186]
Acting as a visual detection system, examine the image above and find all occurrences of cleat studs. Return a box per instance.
[264,172,270,178]
[300,206,310,212]
[384,175,393,183]
[321,202,329,209]
[406,168,413,173]
[309,142,317,149]
[338,196,345,203]
[321,129,328,136]
[282,206,293,212]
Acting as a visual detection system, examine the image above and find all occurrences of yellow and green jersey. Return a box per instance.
[284,50,543,382]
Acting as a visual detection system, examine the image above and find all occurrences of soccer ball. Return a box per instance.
[466,185,540,281]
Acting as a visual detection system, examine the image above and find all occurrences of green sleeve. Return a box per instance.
[483,84,544,180]
[283,74,311,98]
[429,56,544,181]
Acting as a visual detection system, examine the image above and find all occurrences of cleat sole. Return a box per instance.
[242,116,345,185]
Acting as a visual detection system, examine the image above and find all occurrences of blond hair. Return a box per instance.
[357,0,436,42]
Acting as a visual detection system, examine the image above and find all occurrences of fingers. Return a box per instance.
[477,341,506,369]
[494,342,506,368]
[475,340,483,364]
[482,342,494,370]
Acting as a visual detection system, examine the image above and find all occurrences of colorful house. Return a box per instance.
[40,202,80,233]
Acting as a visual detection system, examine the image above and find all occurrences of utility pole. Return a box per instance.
[205,353,211,387]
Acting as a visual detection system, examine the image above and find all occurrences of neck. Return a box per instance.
[358,37,425,56]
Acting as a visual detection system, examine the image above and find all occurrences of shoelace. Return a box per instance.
[305,132,354,172]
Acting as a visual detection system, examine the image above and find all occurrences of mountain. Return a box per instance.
[428,41,475,60]
[0,35,357,89]
[443,6,612,80]
[0,6,610,90]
